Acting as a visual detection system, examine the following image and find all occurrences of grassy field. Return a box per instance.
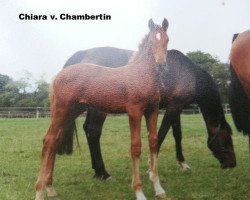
[0,114,249,200]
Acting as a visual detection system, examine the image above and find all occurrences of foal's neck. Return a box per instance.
[134,50,155,66]
[131,36,156,67]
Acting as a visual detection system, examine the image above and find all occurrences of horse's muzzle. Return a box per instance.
[221,161,236,169]
[155,55,166,66]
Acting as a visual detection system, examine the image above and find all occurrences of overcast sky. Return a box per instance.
[1,0,250,82]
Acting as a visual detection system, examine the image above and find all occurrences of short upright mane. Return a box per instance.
[129,34,150,63]
[138,34,150,52]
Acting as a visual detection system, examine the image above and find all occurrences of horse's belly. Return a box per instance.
[79,87,128,113]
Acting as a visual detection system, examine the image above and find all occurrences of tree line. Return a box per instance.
[0,51,230,107]
[0,71,49,107]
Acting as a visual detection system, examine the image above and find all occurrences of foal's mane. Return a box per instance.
[129,34,150,63]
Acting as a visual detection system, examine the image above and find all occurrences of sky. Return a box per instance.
[1,0,250,82]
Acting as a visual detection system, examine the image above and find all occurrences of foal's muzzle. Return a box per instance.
[155,54,166,66]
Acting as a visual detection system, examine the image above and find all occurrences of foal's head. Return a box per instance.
[148,18,169,66]
[207,121,236,169]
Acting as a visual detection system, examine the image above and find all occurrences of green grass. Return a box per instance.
[0,114,249,200]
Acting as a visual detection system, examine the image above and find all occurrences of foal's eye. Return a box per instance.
[156,33,161,40]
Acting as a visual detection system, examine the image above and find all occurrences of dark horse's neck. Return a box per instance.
[195,69,227,132]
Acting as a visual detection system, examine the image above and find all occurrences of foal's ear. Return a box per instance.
[148,18,155,31]
[162,18,169,31]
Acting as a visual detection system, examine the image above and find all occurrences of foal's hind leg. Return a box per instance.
[145,109,166,198]
[172,114,190,171]
[35,109,69,200]
[83,108,111,180]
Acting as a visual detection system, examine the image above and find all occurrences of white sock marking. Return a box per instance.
[149,170,166,196]
[35,190,44,200]
[136,190,147,200]
[46,185,58,197]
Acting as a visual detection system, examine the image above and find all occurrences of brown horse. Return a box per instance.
[35,18,169,200]
[229,30,250,147]
[230,30,250,98]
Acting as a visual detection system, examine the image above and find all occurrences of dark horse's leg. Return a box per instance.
[158,111,190,170]
[172,114,190,170]
[171,114,184,162]
[83,108,111,180]
[157,112,173,153]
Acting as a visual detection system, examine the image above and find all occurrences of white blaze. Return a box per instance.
[156,33,161,40]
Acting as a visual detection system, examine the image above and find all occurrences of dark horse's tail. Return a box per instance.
[229,34,250,136]
[56,120,79,155]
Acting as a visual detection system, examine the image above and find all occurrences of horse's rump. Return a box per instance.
[229,31,250,135]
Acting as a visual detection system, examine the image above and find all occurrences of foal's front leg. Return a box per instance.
[145,110,166,198]
[128,110,146,200]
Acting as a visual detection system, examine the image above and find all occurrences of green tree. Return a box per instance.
[33,80,50,107]
[187,51,230,103]
[0,72,50,107]
[16,70,33,94]
[0,74,19,106]
[0,74,11,93]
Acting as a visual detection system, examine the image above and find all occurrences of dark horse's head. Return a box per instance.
[207,120,236,168]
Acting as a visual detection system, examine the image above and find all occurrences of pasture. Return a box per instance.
[0,114,249,200]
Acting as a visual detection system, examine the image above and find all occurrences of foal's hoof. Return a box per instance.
[47,196,61,200]
[155,193,167,199]
[46,186,58,197]
[47,191,58,197]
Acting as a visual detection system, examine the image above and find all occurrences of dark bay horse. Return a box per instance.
[35,19,169,200]
[229,30,250,147]
[64,48,236,180]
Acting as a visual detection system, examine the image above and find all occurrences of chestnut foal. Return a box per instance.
[35,18,169,200]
